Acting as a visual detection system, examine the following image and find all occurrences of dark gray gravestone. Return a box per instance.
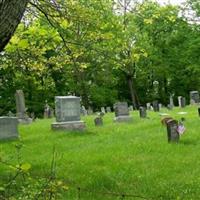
[51,96,85,131]
[106,106,111,113]
[178,96,186,108]
[114,102,133,122]
[152,101,159,112]
[0,117,18,140]
[94,117,103,126]
[190,91,199,105]
[198,108,200,117]
[15,90,32,124]
[166,119,179,143]
[139,107,147,118]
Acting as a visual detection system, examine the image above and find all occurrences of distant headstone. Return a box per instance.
[106,106,111,113]
[159,103,162,110]
[190,91,199,105]
[166,119,179,143]
[178,96,186,108]
[44,103,53,118]
[101,107,105,113]
[94,117,103,126]
[0,117,18,140]
[139,107,147,118]
[87,107,93,115]
[146,103,151,110]
[129,105,133,111]
[169,95,174,108]
[51,96,85,131]
[167,104,173,110]
[114,102,133,122]
[198,108,200,117]
[152,100,159,112]
[15,90,32,124]
[81,106,87,116]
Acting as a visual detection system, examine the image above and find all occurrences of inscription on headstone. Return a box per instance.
[0,117,18,140]
[52,96,85,131]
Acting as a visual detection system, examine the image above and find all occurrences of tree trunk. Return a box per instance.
[0,0,29,52]
[127,75,137,109]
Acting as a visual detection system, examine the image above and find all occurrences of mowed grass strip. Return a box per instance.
[1,106,200,199]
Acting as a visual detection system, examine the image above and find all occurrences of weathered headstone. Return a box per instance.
[101,107,105,113]
[139,107,147,118]
[94,117,103,126]
[166,119,179,143]
[152,100,159,112]
[15,90,32,124]
[159,103,162,110]
[0,117,18,140]
[87,107,93,115]
[51,96,85,131]
[44,103,53,118]
[81,105,87,116]
[129,105,133,111]
[190,91,199,105]
[169,95,174,108]
[114,102,133,122]
[146,103,151,110]
[106,106,111,113]
[178,96,186,108]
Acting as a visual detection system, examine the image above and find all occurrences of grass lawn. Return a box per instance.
[1,106,200,199]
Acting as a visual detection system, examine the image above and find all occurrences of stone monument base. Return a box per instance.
[51,121,85,131]
[114,116,133,122]
[18,118,32,124]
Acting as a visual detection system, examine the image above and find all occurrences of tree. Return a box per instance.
[0,0,29,52]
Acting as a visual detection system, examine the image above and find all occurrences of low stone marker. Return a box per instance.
[190,91,199,105]
[15,90,32,124]
[94,117,103,126]
[0,117,18,140]
[51,96,85,131]
[152,100,159,112]
[178,96,186,108]
[166,119,179,143]
[114,102,133,122]
[139,107,147,118]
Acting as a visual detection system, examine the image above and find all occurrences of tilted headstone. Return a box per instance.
[106,106,111,113]
[166,119,179,143]
[152,100,159,112]
[139,107,147,118]
[94,117,103,126]
[0,117,18,140]
[51,96,85,131]
[190,91,199,105]
[15,90,32,124]
[129,105,133,111]
[178,96,186,108]
[114,102,133,122]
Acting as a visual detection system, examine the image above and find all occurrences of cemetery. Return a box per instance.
[1,0,200,199]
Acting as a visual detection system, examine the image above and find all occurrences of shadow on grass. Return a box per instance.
[179,139,198,146]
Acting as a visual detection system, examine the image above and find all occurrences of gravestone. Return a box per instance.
[166,119,179,143]
[129,105,133,111]
[44,103,53,118]
[106,106,111,113]
[190,91,199,105]
[51,96,85,131]
[146,103,151,110]
[0,117,18,140]
[101,107,105,113]
[139,107,147,118]
[81,106,87,116]
[15,90,32,124]
[178,96,186,108]
[114,102,133,122]
[159,103,162,110]
[94,117,103,126]
[8,111,15,117]
[169,95,174,108]
[152,100,159,112]
[198,108,200,117]
[167,104,173,110]
[87,107,93,115]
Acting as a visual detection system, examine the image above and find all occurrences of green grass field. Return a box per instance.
[1,106,200,199]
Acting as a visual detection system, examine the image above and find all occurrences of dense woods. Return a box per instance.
[0,0,200,116]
